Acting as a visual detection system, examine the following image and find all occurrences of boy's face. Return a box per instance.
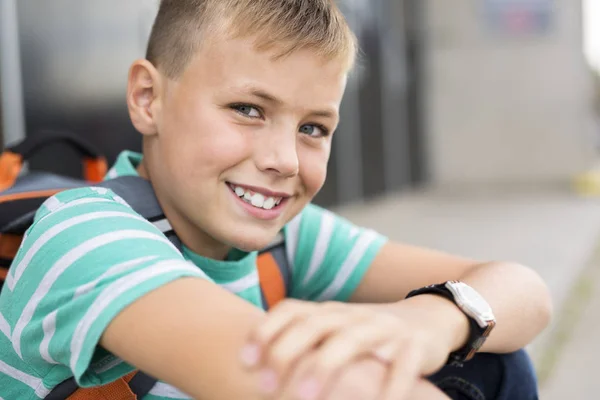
[135,35,348,256]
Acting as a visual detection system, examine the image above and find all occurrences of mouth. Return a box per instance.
[226,182,290,218]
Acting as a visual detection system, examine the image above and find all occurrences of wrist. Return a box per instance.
[402,294,470,353]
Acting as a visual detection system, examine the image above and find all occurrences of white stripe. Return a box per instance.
[107,168,118,179]
[0,360,50,397]
[40,311,59,364]
[316,230,379,301]
[348,227,361,240]
[111,194,131,208]
[149,382,192,398]
[91,187,108,195]
[74,256,159,300]
[7,210,148,290]
[41,196,63,213]
[220,270,259,293]
[70,260,203,372]
[153,218,172,234]
[285,213,302,269]
[303,211,335,285]
[0,311,11,338]
[12,230,177,358]
[36,198,113,226]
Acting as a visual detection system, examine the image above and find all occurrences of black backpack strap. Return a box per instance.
[128,371,159,398]
[98,177,183,252]
[43,377,79,400]
[97,177,165,221]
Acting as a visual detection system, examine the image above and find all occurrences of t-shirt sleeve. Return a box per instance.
[284,204,388,302]
[1,187,211,389]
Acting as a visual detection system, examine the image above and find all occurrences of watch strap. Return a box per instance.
[405,283,489,366]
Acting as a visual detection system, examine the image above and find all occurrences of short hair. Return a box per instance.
[146,0,358,78]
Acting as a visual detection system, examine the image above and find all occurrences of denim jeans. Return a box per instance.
[428,349,539,400]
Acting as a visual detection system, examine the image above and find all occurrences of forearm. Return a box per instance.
[101,278,268,400]
[364,262,552,354]
[455,261,552,352]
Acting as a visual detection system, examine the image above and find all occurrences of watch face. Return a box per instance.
[446,282,495,327]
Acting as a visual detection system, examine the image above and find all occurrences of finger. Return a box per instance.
[277,350,320,400]
[251,300,314,346]
[265,312,365,380]
[381,341,423,400]
[242,300,314,369]
[372,341,397,365]
[301,323,396,395]
[324,358,387,400]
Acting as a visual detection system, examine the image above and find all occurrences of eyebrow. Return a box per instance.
[240,85,338,120]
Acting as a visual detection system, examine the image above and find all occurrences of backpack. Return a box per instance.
[0,132,291,399]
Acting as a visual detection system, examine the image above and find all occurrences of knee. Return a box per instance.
[429,349,539,400]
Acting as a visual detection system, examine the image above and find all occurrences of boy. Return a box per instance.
[0,0,551,399]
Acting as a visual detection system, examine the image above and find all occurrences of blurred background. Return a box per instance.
[1,0,600,397]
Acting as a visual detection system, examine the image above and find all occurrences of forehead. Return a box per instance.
[178,35,348,106]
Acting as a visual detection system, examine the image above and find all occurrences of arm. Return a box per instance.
[9,188,278,399]
[243,242,550,399]
[100,277,271,400]
[349,241,553,353]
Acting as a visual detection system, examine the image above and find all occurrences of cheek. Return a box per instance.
[162,108,251,178]
[298,146,330,195]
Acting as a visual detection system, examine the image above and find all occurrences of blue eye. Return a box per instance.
[300,124,329,138]
[232,104,261,118]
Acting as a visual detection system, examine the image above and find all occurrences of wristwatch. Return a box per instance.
[405,281,496,366]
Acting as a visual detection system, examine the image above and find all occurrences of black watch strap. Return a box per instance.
[406,284,488,366]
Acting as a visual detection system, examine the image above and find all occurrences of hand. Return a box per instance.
[275,352,449,400]
[240,299,453,400]
[316,359,450,400]
[278,354,386,400]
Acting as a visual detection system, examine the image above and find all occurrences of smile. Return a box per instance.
[229,184,283,210]
[226,183,290,220]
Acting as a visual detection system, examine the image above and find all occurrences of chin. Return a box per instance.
[226,230,279,252]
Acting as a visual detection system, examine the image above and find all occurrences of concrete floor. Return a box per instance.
[332,185,600,398]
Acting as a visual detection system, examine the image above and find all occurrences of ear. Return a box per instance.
[126,59,164,136]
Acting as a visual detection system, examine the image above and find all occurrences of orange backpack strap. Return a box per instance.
[257,232,290,310]
[0,233,23,260]
[0,151,23,192]
[65,372,137,400]
[0,233,23,290]
[46,371,157,400]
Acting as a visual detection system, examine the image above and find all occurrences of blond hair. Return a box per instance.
[146,0,358,78]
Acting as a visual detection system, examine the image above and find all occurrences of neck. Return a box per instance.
[137,156,231,260]
[136,159,150,180]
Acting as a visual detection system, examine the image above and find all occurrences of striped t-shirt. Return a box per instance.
[0,151,387,399]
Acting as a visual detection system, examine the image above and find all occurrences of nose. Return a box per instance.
[253,128,300,178]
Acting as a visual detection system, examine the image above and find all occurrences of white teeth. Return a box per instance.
[263,197,276,210]
[251,193,265,208]
[234,187,245,197]
[232,184,283,210]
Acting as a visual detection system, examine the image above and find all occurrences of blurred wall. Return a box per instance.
[423,0,596,186]
[6,0,422,207]
[14,0,158,177]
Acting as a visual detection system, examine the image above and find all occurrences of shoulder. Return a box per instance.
[33,186,133,224]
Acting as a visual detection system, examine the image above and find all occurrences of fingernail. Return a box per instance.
[296,378,320,400]
[240,344,261,367]
[259,369,278,394]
